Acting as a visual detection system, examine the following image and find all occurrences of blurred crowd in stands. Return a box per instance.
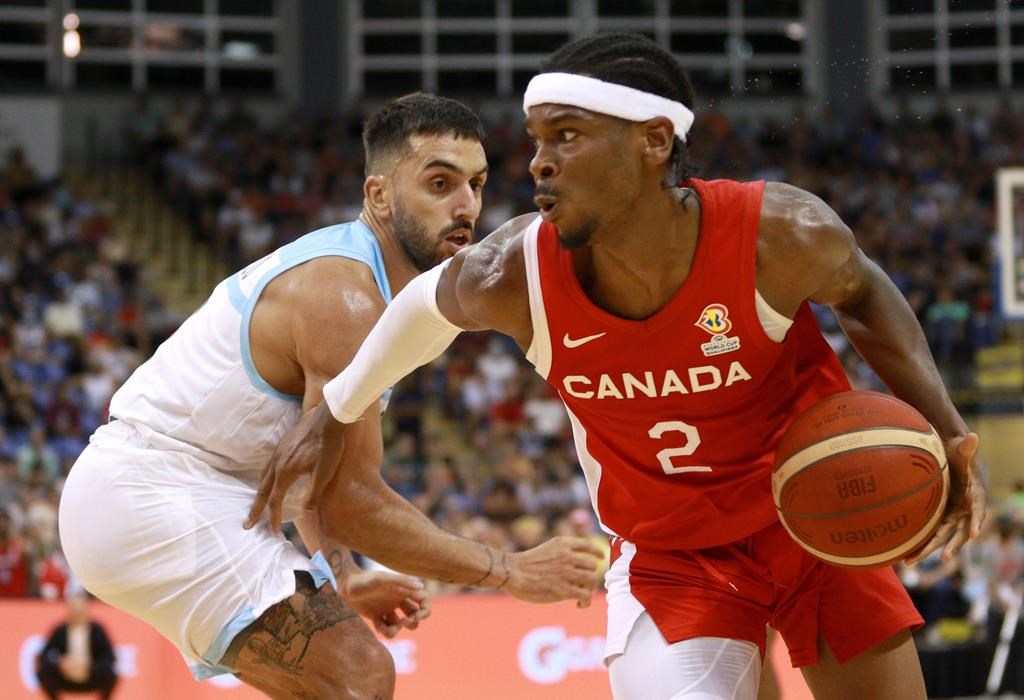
[0,141,180,599]
[1,96,1022,661]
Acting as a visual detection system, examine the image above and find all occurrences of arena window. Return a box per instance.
[877,0,1013,93]
[346,0,813,99]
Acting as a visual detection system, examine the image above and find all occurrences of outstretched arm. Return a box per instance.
[245,237,600,604]
[247,215,536,522]
[758,183,985,564]
[315,403,600,604]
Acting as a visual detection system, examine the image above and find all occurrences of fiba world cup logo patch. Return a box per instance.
[695,303,732,335]
[695,303,741,357]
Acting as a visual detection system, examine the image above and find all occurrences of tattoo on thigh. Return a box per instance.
[224,572,357,676]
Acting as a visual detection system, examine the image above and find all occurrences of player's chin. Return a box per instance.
[556,223,592,249]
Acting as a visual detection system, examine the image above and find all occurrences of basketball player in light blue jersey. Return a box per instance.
[59,94,603,699]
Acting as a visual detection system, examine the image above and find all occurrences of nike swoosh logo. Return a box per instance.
[563,332,607,348]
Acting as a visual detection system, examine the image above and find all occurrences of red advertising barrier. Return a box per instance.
[1,595,812,699]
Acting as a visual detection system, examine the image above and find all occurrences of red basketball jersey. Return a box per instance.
[522,178,851,550]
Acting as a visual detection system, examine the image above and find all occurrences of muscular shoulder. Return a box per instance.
[246,255,386,405]
[757,182,859,314]
[446,214,536,343]
[276,256,386,326]
[270,256,386,374]
[759,182,853,265]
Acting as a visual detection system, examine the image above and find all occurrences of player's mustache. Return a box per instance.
[439,220,475,237]
[534,183,560,199]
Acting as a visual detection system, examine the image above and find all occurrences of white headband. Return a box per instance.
[523,72,694,143]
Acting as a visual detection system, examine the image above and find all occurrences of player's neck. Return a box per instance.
[578,189,701,319]
[358,209,422,296]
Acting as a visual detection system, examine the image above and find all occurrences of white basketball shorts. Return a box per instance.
[59,420,334,679]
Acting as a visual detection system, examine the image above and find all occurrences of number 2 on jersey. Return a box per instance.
[648,420,712,474]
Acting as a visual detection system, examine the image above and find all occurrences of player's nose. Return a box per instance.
[529,144,558,181]
[452,182,481,222]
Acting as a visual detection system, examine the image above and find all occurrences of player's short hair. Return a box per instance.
[539,33,697,184]
[363,93,484,176]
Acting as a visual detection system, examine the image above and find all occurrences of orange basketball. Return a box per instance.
[771,391,949,568]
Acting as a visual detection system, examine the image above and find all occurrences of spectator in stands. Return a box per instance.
[900,551,968,627]
[36,544,71,601]
[522,378,568,452]
[6,146,39,203]
[0,456,20,507]
[125,96,162,167]
[36,589,118,700]
[17,425,60,485]
[0,510,30,597]
[926,283,971,372]
[979,515,1024,612]
[1006,481,1024,522]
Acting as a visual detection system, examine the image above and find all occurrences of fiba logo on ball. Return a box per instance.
[773,391,950,567]
[517,626,605,684]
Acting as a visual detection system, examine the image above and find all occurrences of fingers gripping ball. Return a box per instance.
[772,391,949,568]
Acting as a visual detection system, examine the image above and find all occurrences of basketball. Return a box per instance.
[772,391,949,568]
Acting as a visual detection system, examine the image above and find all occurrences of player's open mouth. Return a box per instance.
[445,229,472,250]
[535,195,558,216]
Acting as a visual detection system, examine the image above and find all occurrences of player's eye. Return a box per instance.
[560,129,578,142]
[430,178,448,190]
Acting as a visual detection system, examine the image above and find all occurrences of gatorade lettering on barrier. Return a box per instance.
[517,626,605,684]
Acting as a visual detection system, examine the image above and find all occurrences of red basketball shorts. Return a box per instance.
[604,520,923,668]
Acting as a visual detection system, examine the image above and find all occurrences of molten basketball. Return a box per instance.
[772,391,949,568]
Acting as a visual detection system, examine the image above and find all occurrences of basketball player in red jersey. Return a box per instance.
[250,34,985,699]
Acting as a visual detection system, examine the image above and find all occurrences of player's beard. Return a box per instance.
[392,199,445,272]
[557,218,598,249]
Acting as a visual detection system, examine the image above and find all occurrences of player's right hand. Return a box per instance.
[504,536,604,608]
[245,401,347,532]
[343,571,431,639]
[905,431,985,565]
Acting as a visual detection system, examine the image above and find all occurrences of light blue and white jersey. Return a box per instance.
[108,220,391,483]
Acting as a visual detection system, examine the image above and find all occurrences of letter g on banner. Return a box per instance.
[518,626,569,684]
[518,626,606,685]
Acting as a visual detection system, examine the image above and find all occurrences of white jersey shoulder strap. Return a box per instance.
[521,216,552,379]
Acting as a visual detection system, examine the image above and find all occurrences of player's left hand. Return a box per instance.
[245,401,346,532]
[342,570,431,638]
[905,432,985,565]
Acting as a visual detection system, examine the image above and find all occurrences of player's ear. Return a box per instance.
[363,174,391,221]
[642,117,674,167]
